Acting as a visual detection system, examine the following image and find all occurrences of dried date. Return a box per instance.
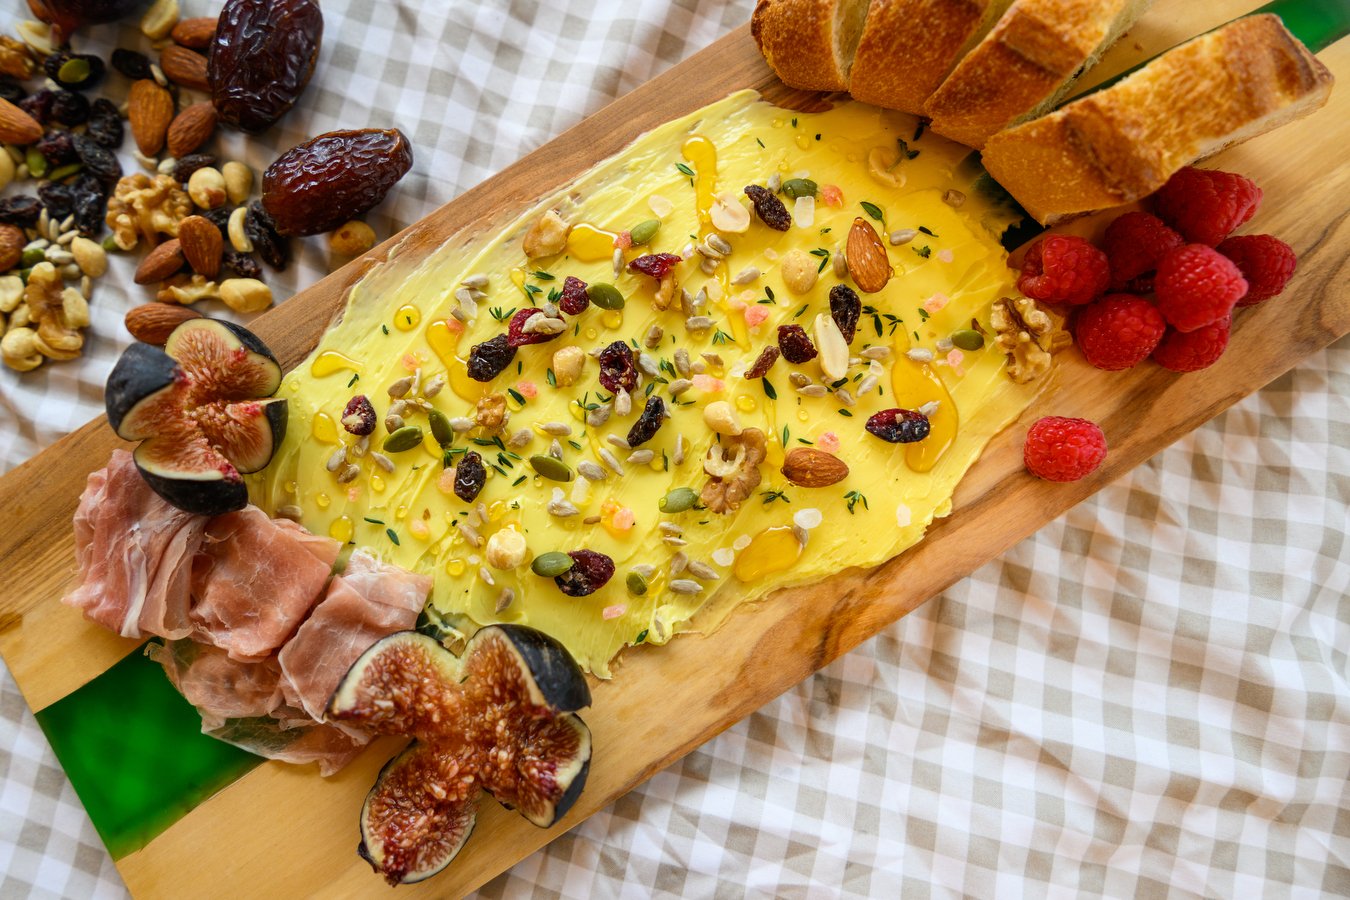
[73,189,106,238]
[865,408,930,444]
[209,0,323,133]
[173,153,218,184]
[49,90,89,127]
[260,128,413,236]
[38,182,75,218]
[36,131,78,168]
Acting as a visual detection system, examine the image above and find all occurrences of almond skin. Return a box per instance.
[846,217,891,293]
[170,16,216,49]
[125,303,201,344]
[166,102,217,158]
[177,215,222,278]
[0,224,24,272]
[780,447,850,488]
[0,98,41,145]
[160,45,209,92]
[134,238,185,285]
[128,79,174,156]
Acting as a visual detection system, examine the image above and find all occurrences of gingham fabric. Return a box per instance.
[1,2,1347,897]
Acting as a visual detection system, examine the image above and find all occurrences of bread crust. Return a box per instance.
[848,0,994,115]
[981,15,1335,224]
[752,0,865,92]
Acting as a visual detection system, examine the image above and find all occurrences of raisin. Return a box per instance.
[0,76,25,105]
[70,173,106,198]
[0,197,42,229]
[73,134,121,184]
[554,549,614,597]
[865,408,931,444]
[173,153,218,184]
[50,91,90,127]
[627,253,682,279]
[223,249,262,279]
[87,98,123,149]
[209,0,323,133]
[829,285,862,343]
[596,341,638,394]
[37,182,76,218]
[72,189,106,238]
[43,52,105,91]
[777,324,817,363]
[341,395,376,435]
[745,346,780,379]
[200,206,230,237]
[558,275,589,315]
[453,451,487,502]
[506,308,563,347]
[245,201,289,271]
[626,396,666,448]
[745,184,790,231]
[261,128,413,236]
[18,91,55,125]
[466,334,517,382]
[111,49,153,81]
[36,131,79,168]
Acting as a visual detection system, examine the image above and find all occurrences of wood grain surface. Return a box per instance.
[0,1,1346,897]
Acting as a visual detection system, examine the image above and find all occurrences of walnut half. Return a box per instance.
[990,296,1071,383]
[701,428,766,514]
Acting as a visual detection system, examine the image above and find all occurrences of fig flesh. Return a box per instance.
[327,627,592,885]
[105,318,286,517]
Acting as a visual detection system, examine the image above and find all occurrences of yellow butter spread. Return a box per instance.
[252,91,1047,677]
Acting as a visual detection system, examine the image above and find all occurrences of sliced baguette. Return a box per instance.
[751,0,873,92]
[924,0,1157,150]
[981,14,1335,224]
[847,0,1018,115]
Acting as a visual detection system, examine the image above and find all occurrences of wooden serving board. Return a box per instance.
[1,1,1347,896]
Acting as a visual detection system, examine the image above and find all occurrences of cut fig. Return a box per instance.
[327,626,592,885]
[105,318,286,517]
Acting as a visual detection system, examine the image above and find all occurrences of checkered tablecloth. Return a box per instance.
[2,2,1348,897]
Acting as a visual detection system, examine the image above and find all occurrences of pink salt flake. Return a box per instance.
[445,317,465,334]
[603,603,627,620]
[346,486,361,503]
[692,374,725,393]
[728,295,747,311]
[416,349,430,362]
[822,185,843,207]
[947,348,965,377]
[922,292,950,314]
[744,306,770,327]
[400,354,419,371]
[937,249,954,263]
[408,519,429,538]
[612,507,635,530]
[517,381,538,398]
[817,431,840,453]
[436,468,456,494]
[614,231,632,249]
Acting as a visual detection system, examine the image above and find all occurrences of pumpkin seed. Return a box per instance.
[427,408,453,446]
[626,571,648,595]
[20,248,44,268]
[588,282,625,310]
[781,178,818,200]
[382,425,424,453]
[659,487,699,513]
[951,329,985,351]
[57,57,91,84]
[530,454,574,482]
[629,218,661,245]
[531,551,575,577]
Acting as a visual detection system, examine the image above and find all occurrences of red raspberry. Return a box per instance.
[1152,318,1230,373]
[1102,212,1183,290]
[1024,417,1107,482]
[1154,244,1248,332]
[1216,234,1297,307]
[1153,167,1262,246]
[1017,235,1110,306]
[1075,294,1167,370]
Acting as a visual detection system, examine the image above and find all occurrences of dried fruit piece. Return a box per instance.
[466,333,516,382]
[36,131,78,168]
[744,184,790,230]
[244,201,289,270]
[209,0,323,133]
[846,218,890,293]
[777,323,817,364]
[506,307,563,347]
[261,128,413,236]
[626,396,665,448]
[173,152,217,184]
[865,408,930,444]
[744,346,780,379]
[558,275,589,315]
[111,48,153,80]
[596,340,638,393]
[829,284,861,343]
[35,0,146,44]
[627,252,681,279]
[73,134,120,184]
[453,451,486,502]
[555,549,614,597]
[0,196,43,228]
[342,394,376,435]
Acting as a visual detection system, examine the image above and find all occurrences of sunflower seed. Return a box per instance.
[388,376,413,398]
[671,551,689,574]
[586,403,612,427]
[796,384,828,397]
[605,434,631,451]
[547,497,579,517]
[663,536,688,547]
[337,464,360,484]
[920,400,940,417]
[577,460,607,481]
[539,421,572,436]
[860,346,890,360]
[674,348,691,377]
[458,522,483,548]
[793,524,810,547]
[670,579,701,595]
[614,387,631,416]
[686,560,718,580]
[461,273,488,289]
[693,241,723,260]
[766,172,782,192]
[889,229,918,245]
[495,588,515,613]
[907,349,934,362]
[667,378,693,397]
[788,372,811,387]
[599,448,623,474]
[644,324,664,348]
[637,352,659,376]
[423,375,446,398]
[276,505,304,522]
[857,374,879,394]
[707,233,732,255]
[730,266,760,285]
[326,447,346,472]
[479,567,495,586]
[673,433,686,465]
[834,387,856,407]
[686,316,714,331]
[627,449,655,464]
[658,522,683,535]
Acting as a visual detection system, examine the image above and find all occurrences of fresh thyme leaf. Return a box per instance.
[756,138,764,148]
[568,440,582,451]
[765,286,775,301]
[533,270,555,280]
[508,388,525,405]
[860,201,885,222]
[636,629,649,644]
[546,368,556,387]
[793,304,809,319]
[763,377,777,400]
[809,248,830,257]
[523,283,542,295]
[838,409,854,417]
[347,372,359,387]
[919,226,936,236]
[675,162,695,178]
[386,528,400,545]
[913,245,931,258]
[381,325,389,335]
[363,517,384,525]
[512,474,527,486]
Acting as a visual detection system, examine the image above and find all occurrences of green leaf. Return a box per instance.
[386,528,400,545]
[675,162,695,178]
[762,377,777,400]
[860,201,885,222]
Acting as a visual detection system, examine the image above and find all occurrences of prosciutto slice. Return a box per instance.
[190,508,341,661]
[65,450,205,640]
[278,550,431,721]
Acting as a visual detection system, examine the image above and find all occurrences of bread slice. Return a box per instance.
[981,14,1335,224]
[924,0,1157,150]
[847,0,1019,115]
[751,0,873,92]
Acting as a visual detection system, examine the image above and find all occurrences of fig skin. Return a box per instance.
[261,129,413,236]
[30,0,146,43]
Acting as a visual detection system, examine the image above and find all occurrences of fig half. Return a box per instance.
[328,626,593,886]
[105,318,286,516]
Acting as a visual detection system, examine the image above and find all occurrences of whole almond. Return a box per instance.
[177,215,222,278]
[125,303,201,344]
[781,448,850,488]
[134,239,185,285]
[846,217,891,293]
[0,98,42,146]
[128,79,174,156]
[160,45,209,92]
[166,102,217,159]
[0,224,23,272]
[170,16,216,49]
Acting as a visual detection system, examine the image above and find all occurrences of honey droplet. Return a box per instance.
[394,303,421,331]
[311,411,339,444]
[734,526,802,583]
[310,350,363,378]
[735,395,757,413]
[446,558,465,576]
[891,335,958,473]
[488,501,508,522]
[797,410,809,422]
[371,474,386,492]
[395,505,408,520]
[584,327,598,341]
[283,480,296,494]
[315,492,331,510]
[795,134,811,150]
[328,515,354,543]
[601,310,623,329]
[510,267,527,293]
[681,135,718,223]
[568,223,621,262]
[427,319,488,404]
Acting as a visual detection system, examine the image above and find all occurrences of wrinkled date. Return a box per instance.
[245,202,289,270]
[627,253,681,279]
[261,128,413,236]
[209,0,323,133]
[597,340,638,394]
[626,396,666,447]
[38,182,75,218]
[18,91,54,125]
[341,395,376,435]
[745,345,780,379]
[829,285,861,343]
[777,324,817,363]
[555,549,615,597]
[558,275,589,315]
[745,184,790,231]
[506,307,563,347]
[33,0,145,43]
[453,451,487,503]
[466,334,517,382]
[865,408,930,444]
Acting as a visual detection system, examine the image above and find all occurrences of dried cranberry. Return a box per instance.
[627,253,682,279]
[50,90,90,127]
[865,408,931,444]
[829,285,862,343]
[777,324,817,364]
[745,184,790,231]
[554,549,614,597]
[18,91,55,125]
[466,334,517,382]
[87,98,123,149]
[245,202,289,271]
[626,396,666,448]
[0,76,25,105]
[596,341,638,394]
[558,275,589,315]
[37,182,75,218]
[453,451,487,502]
[341,395,376,435]
[44,52,105,91]
[223,248,262,279]
[174,153,218,184]
[73,135,121,184]
[0,197,42,229]
[744,346,780,379]
[72,189,106,238]
[506,307,563,347]
[111,49,154,81]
